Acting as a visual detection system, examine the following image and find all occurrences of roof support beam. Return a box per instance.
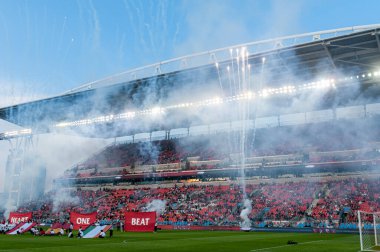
[335,59,378,68]
[322,42,337,70]
[374,30,380,52]
[276,51,292,74]
[334,48,378,60]
[327,43,374,51]
[274,40,375,62]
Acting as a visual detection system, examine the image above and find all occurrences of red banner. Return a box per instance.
[70,212,97,230]
[124,212,156,232]
[8,212,32,224]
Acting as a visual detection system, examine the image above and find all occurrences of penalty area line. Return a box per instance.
[250,239,326,251]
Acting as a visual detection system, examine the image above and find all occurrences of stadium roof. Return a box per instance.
[63,24,380,94]
[1,24,380,139]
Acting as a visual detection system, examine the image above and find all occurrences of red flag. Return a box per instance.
[70,212,97,230]
[8,212,32,224]
[124,212,156,232]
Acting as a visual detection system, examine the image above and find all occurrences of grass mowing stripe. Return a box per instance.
[249,234,359,252]
[250,240,326,251]
[0,231,362,252]
[121,232,314,243]
[0,242,129,251]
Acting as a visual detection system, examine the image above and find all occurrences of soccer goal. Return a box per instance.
[358,211,380,251]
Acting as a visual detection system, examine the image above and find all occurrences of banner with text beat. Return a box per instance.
[8,212,32,224]
[70,212,97,230]
[124,212,156,232]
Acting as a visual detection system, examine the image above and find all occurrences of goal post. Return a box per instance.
[358,211,380,251]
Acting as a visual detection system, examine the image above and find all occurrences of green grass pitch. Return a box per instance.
[0,231,362,252]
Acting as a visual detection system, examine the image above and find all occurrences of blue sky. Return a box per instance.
[0,0,379,106]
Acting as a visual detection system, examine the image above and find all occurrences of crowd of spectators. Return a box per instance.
[311,178,380,224]
[3,177,380,230]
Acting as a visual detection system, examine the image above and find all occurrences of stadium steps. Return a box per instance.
[94,193,110,202]
[217,204,240,225]
[254,208,270,221]
[307,199,320,215]
[72,192,110,213]
[306,185,329,215]
[339,209,345,223]
[250,189,260,197]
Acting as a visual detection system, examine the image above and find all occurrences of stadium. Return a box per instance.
[1,2,380,251]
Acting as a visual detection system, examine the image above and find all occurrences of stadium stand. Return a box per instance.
[62,124,380,180]
[21,122,373,231]
[2,120,378,232]
[4,176,380,230]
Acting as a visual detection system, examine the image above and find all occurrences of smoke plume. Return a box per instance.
[52,189,80,213]
[240,199,252,230]
[145,199,167,216]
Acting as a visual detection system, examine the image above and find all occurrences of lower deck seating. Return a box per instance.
[5,177,380,229]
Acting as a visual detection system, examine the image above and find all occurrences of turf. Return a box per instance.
[0,231,362,252]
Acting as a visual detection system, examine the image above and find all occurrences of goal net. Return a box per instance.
[358,211,380,251]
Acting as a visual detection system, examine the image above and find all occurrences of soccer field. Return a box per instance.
[0,231,360,252]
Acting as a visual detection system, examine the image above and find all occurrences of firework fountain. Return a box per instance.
[223,47,266,230]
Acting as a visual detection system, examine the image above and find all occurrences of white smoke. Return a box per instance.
[240,198,252,230]
[4,199,16,221]
[145,199,166,216]
[52,189,80,213]
[36,134,110,191]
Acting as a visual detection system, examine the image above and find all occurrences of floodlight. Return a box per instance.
[152,107,162,115]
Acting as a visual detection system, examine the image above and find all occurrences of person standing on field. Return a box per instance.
[109,224,113,238]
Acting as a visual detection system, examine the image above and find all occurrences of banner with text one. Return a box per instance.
[124,212,156,232]
[8,212,32,224]
[70,212,97,230]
